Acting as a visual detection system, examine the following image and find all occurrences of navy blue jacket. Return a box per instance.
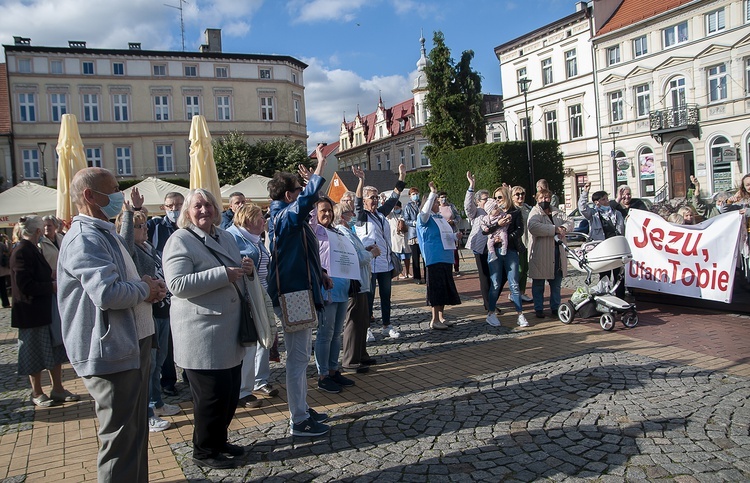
[147,216,178,254]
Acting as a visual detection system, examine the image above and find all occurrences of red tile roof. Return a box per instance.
[309,140,340,158]
[0,64,10,134]
[340,98,415,150]
[597,0,695,35]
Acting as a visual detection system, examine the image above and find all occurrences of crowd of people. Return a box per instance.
[5,156,750,477]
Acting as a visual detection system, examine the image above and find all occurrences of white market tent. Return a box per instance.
[0,181,57,228]
[222,174,272,206]
[122,177,190,216]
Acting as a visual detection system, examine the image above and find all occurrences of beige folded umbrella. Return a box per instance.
[55,114,88,225]
[189,115,222,202]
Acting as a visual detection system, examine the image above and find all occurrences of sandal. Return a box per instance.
[50,390,80,403]
[31,393,57,407]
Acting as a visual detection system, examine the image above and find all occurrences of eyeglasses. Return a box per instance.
[495,196,504,200]
[164,203,182,209]
[514,193,525,197]
[290,186,303,193]
[365,196,378,201]
[479,197,489,202]
[134,224,145,229]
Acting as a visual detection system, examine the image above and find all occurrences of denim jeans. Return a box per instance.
[148,317,170,417]
[275,306,316,425]
[368,271,392,326]
[315,301,348,375]
[532,272,563,313]
[488,249,521,313]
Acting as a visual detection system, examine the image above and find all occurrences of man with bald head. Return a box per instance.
[57,167,166,482]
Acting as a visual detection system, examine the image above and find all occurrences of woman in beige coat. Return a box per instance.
[527,189,573,319]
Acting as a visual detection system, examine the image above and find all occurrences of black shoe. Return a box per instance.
[252,384,279,397]
[535,310,546,319]
[361,358,377,365]
[290,416,330,437]
[415,279,424,285]
[331,371,355,387]
[193,454,238,469]
[220,443,245,457]
[308,407,329,423]
[317,376,342,393]
[237,395,262,408]
[162,385,178,397]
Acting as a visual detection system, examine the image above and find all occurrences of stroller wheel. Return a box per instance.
[558,302,575,324]
[599,313,615,331]
[622,310,638,328]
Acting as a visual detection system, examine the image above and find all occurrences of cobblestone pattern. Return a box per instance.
[0,309,35,436]
[176,351,750,482]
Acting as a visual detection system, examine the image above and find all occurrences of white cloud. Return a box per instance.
[286,0,369,23]
[389,0,439,18]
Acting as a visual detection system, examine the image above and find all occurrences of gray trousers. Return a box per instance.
[82,337,152,483]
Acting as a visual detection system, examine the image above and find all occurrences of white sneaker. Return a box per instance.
[383,326,401,339]
[153,403,180,417]
[517,314,530,327]
[486,312,500,327]
[366,328,376,343]
[149,416,170,432]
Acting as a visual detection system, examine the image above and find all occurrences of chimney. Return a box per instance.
[68,40,86,48]
[128,42,141,50]
[200,28,222,53]
[13,36,31,46]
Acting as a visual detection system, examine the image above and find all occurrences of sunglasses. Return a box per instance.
[514,193,525,197]
[290,186,303,193]
[495,196,504,200]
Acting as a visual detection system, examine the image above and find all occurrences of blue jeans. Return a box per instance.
[488,249,521,313]
[532,272,563,313]
[315,301,348,375]
[368,271,392,326]
[148,317,170,417]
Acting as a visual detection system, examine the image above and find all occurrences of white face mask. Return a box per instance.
[165,210,180,223]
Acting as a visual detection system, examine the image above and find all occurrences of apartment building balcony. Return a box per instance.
[649,104,699,143]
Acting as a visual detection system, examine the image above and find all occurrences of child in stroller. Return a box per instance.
[557,234,638,330]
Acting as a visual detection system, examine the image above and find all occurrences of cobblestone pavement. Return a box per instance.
[1,252,749,482]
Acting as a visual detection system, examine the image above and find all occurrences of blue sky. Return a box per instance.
[0,0,579,152]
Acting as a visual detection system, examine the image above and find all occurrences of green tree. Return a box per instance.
[213,133,312,185]
[252,138,311,177]
[423,31,485,158]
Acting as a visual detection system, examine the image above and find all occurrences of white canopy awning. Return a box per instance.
[0,181,57,228]
[122,177,190,216]
[221,174,272,206]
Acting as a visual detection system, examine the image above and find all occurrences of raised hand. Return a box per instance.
[352,165,365,180]
[131,186,144,210]
[428,181,437,194]
[298,163,313,182]
[467,171,475,189]
[398,163,406,180]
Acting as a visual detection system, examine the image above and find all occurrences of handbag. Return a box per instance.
[274,219,318,333]
[390,251,402,279]
[186,228,258,346]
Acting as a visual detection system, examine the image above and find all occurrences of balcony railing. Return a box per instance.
[649,104,699,135]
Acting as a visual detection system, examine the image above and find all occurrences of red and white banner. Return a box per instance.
[625,210,745,303]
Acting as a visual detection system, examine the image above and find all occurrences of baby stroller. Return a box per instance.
[557,234,638,331]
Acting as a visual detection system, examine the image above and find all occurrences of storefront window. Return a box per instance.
[638,147,655,198]
[711,136,732,193]
[614,150,628,187]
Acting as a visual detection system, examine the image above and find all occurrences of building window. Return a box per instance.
[419,144,430,167]
[154,95,170,121]
[711,136,732,193]
[292,72,298,84]
[215,66,228,78]
[545,111,558,140]
[708,64,727,102]
[568,104,583,139]
[376,155,382,170]
[663,21,688,47]
[610,91,624,123]
[519,117,529,141]
[746,58,750,95]
[516,67,527,94]
[82,93,99,122]
[50,93,67,122]
[706,8,725,34]
[216,96,231,121]
[259,68,272,79]
[260,96,274,121]
[18,58,32,73]
[385,153,391,170]
[113,62,124,76]
[22,149,40,179]
[156,144,174,173]
[50,60,63,75]
[185,96,200,119]
[153,64,166,76]
[86,147,102,168]
[639,147,655,197]
[184,65,197,77]
[18,93,36,122]
[635,84,650,118]
[633,35,648,58]
[541,58,553,86]
[565,49,577,78]
[409,146,415,169]
[294,99,300,123]
[747,0,750,22]
[399,149,405,165]
[113,94,129,122]
[82,61,95,75]
[607,45,621,66]
[116,146,132,176]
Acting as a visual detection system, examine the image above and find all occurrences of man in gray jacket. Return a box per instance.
[58,167,166,483]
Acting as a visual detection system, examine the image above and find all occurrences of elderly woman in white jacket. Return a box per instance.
[162,188,254,470]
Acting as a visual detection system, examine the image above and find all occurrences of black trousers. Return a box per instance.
[185,364,242,459]
[0,276,9,307]
[474,252,491,311]
[410,242,423,281]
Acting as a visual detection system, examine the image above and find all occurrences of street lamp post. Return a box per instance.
[517,77,534,196]
[36,142,47,187]
[609,131,618,191]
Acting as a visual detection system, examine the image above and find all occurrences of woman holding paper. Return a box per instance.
[312,196,357,394]
[417,181,462,330]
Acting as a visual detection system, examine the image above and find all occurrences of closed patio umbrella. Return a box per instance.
[189,115,221,201]
[55,114,88,225]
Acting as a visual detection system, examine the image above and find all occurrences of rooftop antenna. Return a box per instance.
[164,0,188,51]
